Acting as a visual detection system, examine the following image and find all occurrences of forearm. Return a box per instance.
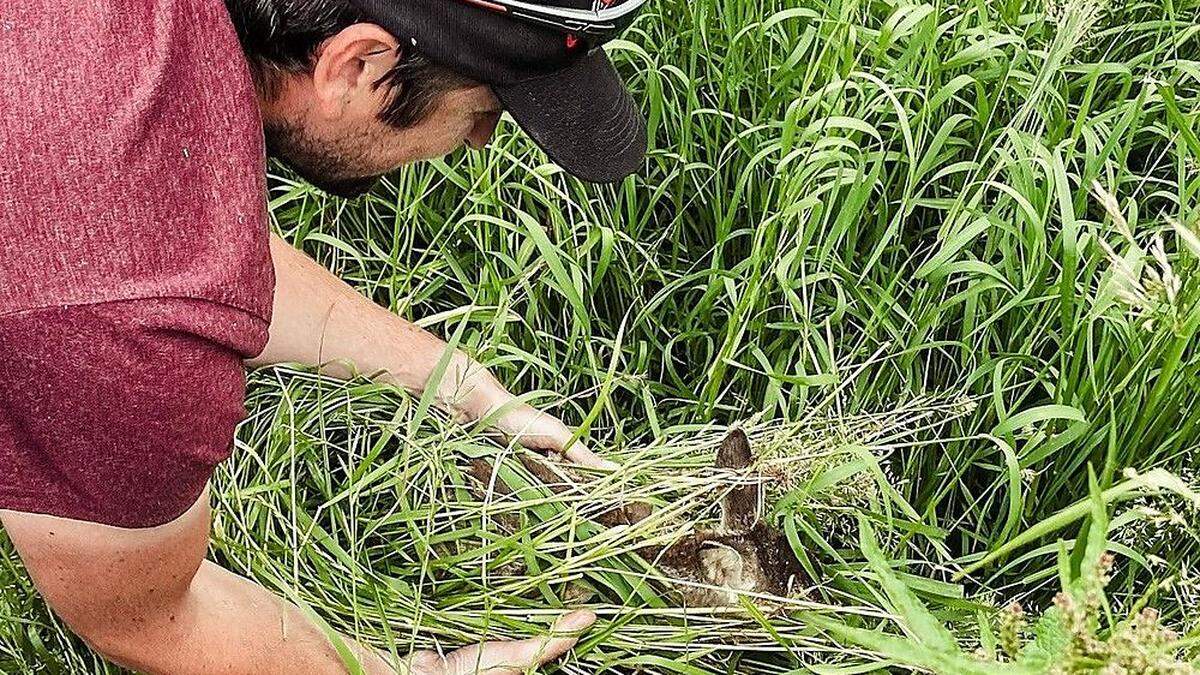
[111,559,588,675]
[108,559,397,675]
[248,233,499,413]
[249,234,612,468]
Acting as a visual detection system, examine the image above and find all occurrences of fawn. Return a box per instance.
[466,429,806,606]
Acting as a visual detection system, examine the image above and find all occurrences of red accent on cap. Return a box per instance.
[459,0,508,12]
[565,33,579,49]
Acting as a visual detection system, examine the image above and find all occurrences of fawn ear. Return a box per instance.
[717,429,760,531]
[716,428,753,470]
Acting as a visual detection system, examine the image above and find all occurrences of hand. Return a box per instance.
[448,368,617,470]
[483,395,618,470]
[404,610,595,675]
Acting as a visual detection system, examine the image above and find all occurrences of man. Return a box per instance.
[0,0,646,672]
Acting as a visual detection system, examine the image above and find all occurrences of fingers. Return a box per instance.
[404,649,449,674]
[440,610,595,675]
[562,441,620,471]
[499,405,619,470]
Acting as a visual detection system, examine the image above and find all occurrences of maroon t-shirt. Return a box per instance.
[0,0,277,527]
[0,0,274,321]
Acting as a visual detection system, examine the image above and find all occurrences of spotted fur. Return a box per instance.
[466,429,806,606]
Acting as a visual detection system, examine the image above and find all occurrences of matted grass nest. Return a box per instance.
[203,370,977,673]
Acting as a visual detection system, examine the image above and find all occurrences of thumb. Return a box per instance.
[562,440,620,471]
[442,610,595,675]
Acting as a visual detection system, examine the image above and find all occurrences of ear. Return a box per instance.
[716,428,752,470]
[717,429,760,531]
[310,23,401,119]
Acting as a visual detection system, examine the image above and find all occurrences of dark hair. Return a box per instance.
[225,0,475,128]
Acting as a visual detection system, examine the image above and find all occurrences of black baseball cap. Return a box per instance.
[348,0,648,183]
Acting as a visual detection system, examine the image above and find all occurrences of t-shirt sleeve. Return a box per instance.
[0,0,275,322]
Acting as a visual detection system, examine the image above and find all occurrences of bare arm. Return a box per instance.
[249,233,613,468]
[0,238,601,675]
[2,490,595,675]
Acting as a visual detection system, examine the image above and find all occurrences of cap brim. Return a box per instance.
[493,49,646,184]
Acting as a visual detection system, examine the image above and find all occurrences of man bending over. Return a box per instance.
[0,0,647,672]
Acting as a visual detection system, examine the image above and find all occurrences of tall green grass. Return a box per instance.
[3,0,1199,671]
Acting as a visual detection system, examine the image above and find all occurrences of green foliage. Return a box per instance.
[809,475,1198,674]
[3,0,1200,671]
